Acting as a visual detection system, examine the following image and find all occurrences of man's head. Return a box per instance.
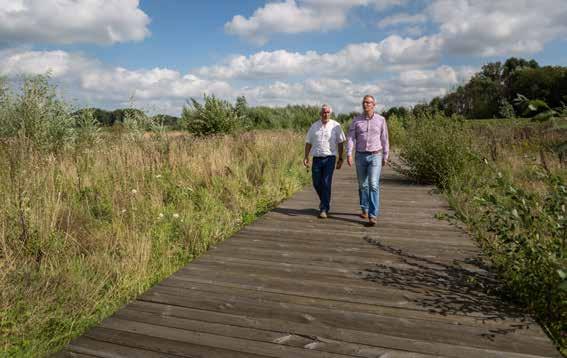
[320,104,332,123]
[362,95,376,116]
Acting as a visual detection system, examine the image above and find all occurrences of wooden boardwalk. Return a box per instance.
[57,166,560,357]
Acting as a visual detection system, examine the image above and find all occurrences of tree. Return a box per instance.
[180,94,246,136]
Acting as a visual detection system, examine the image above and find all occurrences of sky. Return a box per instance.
[0,0,566,115]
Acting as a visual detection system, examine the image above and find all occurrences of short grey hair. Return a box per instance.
[362,95,376,104]
[321,104,332,114]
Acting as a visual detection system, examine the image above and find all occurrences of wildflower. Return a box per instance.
[158,213,164,218]
[173,213,180,219]
[131,189,138,194]
[155,174,162,178]
[121,209,127,213]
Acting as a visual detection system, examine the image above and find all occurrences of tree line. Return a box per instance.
[386,57,567,120]
[72,108,180,127]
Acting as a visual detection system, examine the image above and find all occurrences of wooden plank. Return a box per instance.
[223,234,478,258]
[142,282,543,337]
[124,300,553,358]
[111,308,439,358]
[231,228,476,248]
[52,351,99,358]
[84,326,271,358]
[138,284,554,356]
[66,336,179,358]
[96,318,359,358]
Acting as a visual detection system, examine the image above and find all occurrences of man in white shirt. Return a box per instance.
[303,104,346,218]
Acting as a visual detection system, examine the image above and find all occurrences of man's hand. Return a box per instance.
[336,158,343,169]
[303,157,310,168]
[382,158,388,167]
[347,155,353,167]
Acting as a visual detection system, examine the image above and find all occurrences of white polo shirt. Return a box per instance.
[305,119,346,157]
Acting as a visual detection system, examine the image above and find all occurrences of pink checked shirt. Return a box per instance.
[346,113,390,161]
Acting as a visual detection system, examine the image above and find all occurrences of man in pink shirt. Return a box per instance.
[346,95,390,226]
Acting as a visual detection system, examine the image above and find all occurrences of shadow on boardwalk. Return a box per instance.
[359,237,532,338]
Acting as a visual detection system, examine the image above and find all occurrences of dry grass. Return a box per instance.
[0,130,309,357]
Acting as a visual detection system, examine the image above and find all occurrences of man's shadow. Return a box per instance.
[272,207,369,226]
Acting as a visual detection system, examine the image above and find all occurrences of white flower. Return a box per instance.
[121,209,127,213]
[131,189,138,194]
[155,174,162,178]
[158,213,164,219]
[173,213,180,219]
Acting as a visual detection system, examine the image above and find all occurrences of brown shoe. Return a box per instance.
[359,211,368,219]
[368,216,377,225]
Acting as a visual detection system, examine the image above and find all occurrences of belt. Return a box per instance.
[357,150,382,155]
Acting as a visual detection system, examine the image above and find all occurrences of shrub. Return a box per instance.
[0,75,74,152]
[393,113,476,188]
[180,94,247,136]
[475,171,566,345]
[385,114,406,148]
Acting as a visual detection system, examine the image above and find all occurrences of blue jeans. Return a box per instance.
[355,152,382,218]
[312,156,336,212]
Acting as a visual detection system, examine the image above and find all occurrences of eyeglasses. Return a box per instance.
[363,101,374,104]
[322,111,331,114]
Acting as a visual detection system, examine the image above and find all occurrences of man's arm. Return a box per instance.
[381,117,390,166]
[303,143,312,168]
[346,119,356,167]
[336,141,344,169]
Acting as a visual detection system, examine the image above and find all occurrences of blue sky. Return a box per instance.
[1,0,566,115]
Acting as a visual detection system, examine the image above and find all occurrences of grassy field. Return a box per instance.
[0,130,310,357]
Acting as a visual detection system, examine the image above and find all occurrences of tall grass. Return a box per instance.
[394,114,566,354]
[0,77,310,356]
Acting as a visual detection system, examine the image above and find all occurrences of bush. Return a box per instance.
[385,114,407,148]
[475,171,566,347]
[180,94,247,136]
[394,113,476,188]
[0,75,75,152]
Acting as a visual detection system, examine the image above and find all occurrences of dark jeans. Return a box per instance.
[312,156,336,212]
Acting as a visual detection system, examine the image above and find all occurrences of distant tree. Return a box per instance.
[180,94,246,136]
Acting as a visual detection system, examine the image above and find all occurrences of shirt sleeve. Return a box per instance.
[381,117,390,162]
[335,123,346,143]
[305,124,314,144]
[346,119,356,156]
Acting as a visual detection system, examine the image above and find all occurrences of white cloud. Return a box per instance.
[0,47,472,115]
[0,49,232,115]
[397,65,475,88]
[224,0,346,45]
[0,0,150,45]
[237,65,473,113]
[377,13,427,28]
[198,35,442,80]
[225,0,409,44]
[428,0,567,56]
